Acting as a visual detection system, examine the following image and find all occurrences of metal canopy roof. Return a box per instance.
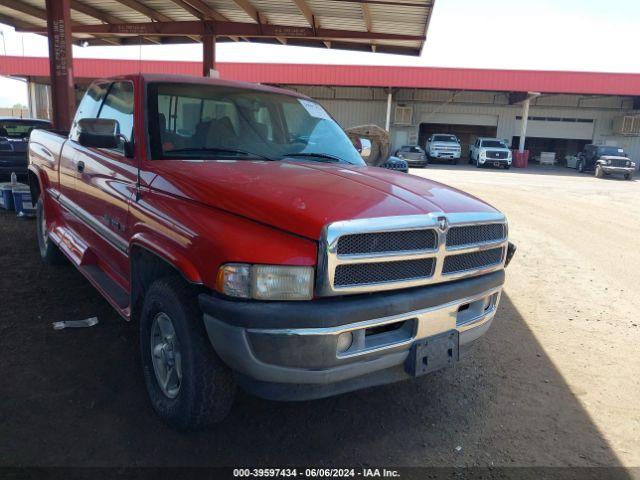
[5,56,640,97]
[0,0,434,55]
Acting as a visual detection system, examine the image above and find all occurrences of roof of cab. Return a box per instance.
[98,73,311,100]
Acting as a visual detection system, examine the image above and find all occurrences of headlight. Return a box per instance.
[479,150,486,159]
[631,161,636,167]
[398,154,405,158]
[217,263,314,300]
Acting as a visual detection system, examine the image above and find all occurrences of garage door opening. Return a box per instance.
[511,137,591,165]
[419,123,498,156]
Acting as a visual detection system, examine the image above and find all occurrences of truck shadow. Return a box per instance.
[0,211,631,473]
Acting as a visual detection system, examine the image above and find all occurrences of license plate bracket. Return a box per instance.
[493,161,500,167]
[405,330,459,377]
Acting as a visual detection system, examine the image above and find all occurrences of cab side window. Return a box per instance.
[98,81,134,153]
[70,82,109,140]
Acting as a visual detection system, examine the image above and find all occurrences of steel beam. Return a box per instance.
[291,0,330,49]
[19,20,425,41]
[202,22,216,77]
[45,0,75,130]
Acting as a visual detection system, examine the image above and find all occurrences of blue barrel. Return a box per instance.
[12,185,36,217]
[0,182,15,210]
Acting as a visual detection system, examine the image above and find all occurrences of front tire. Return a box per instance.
[36,198,66,265]
[140,277,235,430]
[595,165,604,178]
[577,160,584,173]
[624,173,632,180]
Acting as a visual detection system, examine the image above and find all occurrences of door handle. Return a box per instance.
[76,160,85,173]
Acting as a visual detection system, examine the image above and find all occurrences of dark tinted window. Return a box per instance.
[98,81,134,145]
[598,146,626,156]
[433,135,457,143]
[0,120,50,139]
[400,146,422,153]
[481,140,508,148]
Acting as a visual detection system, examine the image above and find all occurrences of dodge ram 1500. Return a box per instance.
[28,74,514,429]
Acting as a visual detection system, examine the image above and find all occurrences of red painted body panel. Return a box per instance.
[147,160,495,240]
[4,55,640,96]
[29,73,499,319]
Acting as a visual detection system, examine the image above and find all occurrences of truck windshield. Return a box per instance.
[148,82,364,165]
[0,120,51,139]
[599,146,626,156]
[482,140,508,148]
[433,135,457,143]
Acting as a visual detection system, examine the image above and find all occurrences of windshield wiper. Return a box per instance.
[281,152,344,163]
[165,147,273,161]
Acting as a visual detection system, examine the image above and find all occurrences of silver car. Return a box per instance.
[395,145,427,167]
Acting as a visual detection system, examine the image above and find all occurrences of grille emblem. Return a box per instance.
[437,216,448,232]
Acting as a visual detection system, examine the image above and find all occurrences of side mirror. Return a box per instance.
[76,118,120,149]
[359,138,372,160]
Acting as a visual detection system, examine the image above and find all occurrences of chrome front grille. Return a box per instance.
[608,158,629,168]
[486,150,508,159]
[318,213,508,295]
[446,223,506,248]
[337,230,437,255]
[442,247,505,275]
[334,258,436,287]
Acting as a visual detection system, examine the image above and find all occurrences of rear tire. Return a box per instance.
[140,276,236,430]
[36,198,66,265]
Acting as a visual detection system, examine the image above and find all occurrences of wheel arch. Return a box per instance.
[129,240,203,322]
[27,165,43,202]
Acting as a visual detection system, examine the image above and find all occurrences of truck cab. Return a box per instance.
[28,74,513,429]
[425,134,461,164]
[470,137,512,169]
[577,144,635,180]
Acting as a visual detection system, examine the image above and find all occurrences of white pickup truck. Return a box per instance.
[426,134,462,164]
[469,137,512,169]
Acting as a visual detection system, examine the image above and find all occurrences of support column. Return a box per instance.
[202,21,217,78]
[45,0,74,130]
[27,79,37,119]
[518,98,530,153]
[385,89,392,131]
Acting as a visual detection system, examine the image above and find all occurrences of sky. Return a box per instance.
[1,0,640,107]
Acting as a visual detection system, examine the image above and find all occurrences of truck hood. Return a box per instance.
[148,160,497,240]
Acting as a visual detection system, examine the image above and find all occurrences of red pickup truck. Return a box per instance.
[28,74,513,429]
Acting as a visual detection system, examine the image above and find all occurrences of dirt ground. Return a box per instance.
[0,165,638,471]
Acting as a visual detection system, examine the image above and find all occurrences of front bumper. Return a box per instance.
[601,166,634,175]
[403,157,428,166]
[430,151,461,160]
[480,158,511,167]
[199,270,504,400]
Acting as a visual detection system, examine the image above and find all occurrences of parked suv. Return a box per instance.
[576,144,635,180]
[426,134,461,164]
[29,74,514,429]
[395,145,427,167]
[470,138,512,169]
